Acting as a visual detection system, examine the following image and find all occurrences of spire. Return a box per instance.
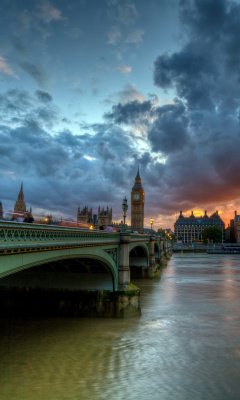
[135,166,140,181]
[18,182,24,202]
[14,182,26,213]
[133,166,142,189]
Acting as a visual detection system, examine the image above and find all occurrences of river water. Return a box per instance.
[1,252,240,400]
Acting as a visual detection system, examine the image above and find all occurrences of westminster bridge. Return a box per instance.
[0,221,172,317]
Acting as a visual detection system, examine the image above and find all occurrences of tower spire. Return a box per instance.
[135,166,140,180]
[14,182,27,214]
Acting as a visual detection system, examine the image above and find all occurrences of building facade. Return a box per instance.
[174,210,225,243]
[14,183,26,215]
[131,168,144,233]
[225,219,235,242]
[77,206,93,223]
[233,211,240,243]
[13,183,33,221]
[98,206,112,227]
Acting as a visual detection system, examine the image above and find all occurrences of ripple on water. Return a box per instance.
[1,254,240,399]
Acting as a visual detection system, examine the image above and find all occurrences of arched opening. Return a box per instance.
[0,257,114,291]
[154,243,160,260]
[129,245,148,278]
[0,257,115,316]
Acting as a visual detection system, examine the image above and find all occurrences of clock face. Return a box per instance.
[133,194,139,200]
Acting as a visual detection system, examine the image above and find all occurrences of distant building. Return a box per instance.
[233,211,240,243]
[131,168,144,233]
[0,201,3,219]
[92,214,98,226]
[13,183,33,222]
[174,210,225,243]
[14,183,26,215]
[98,206,112,227]
[112,221,130,232]
[77,206,92,223]
[225,219,235,242]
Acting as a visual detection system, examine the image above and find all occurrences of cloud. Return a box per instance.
[11,36,29,56]
[0,56,17,77]
[125,29,144,44]
[0,89,59,131]
[35,90,52,102]
[0,88,145,219]
[36,1,65,23]
[118,83,145,104]
[107,27,122,45]
[101,0,240,223]
[104,99,152,125]
[148,99,189,154]
[0,89,32,122]
[19,62,49,87]
[149,0,240,218]
[107,1,138,26]
[2,0,240,227]
[117,64,131,74]
[66,27,84,39]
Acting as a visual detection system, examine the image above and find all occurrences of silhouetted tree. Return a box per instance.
[201,226,223,243]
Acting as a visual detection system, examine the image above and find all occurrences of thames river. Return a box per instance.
[1,253,240,399]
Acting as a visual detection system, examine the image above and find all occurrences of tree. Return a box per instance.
[201,226,223,244]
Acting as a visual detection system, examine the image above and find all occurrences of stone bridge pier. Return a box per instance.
[118,233,131,286]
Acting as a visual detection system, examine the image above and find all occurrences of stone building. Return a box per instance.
[77,206,92,223]
[225,219,235,242]
[233,211,240,243]
[13,183,33,221]
[174,210,225,243]
[98,206,112,227]
[14,183,26,215]
[131,168,144,233]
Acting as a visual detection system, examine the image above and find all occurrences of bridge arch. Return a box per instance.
[154,242,160,259]
[129,243,149,268]
[0,248,118,291]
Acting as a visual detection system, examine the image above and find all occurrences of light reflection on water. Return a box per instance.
[1,253,240,399]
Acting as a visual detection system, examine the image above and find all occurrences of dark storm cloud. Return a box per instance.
[0,95,140,219]
[0,89,60,131]
[154,0,240,113]
[154,51,215,110]
[104,100,152,125]
[148,0,240,215]
[35,90,52,103]
[148,99,189,154]
[97,141,116,161]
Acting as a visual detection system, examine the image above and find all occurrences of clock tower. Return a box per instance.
[131,167,144,233]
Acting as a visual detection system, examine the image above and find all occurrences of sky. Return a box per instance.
[1,0,240,229]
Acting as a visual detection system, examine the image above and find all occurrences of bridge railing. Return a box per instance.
[0,220,121,247]
[0,221,171,253]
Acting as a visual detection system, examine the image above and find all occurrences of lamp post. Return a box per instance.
[150,217,153,232]
[122,196,128,232]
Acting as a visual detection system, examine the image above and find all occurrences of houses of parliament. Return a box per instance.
[77,168,145,231]
[0,169,145,232]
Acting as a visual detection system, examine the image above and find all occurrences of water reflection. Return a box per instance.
[1,253,240,399]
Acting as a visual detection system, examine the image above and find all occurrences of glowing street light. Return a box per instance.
[151,217,153,231]
[122,197,128,232]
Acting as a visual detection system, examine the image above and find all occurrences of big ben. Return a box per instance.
[131,168,144,233]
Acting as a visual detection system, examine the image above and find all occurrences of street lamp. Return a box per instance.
[122,196,128,232]
[150,218,153,231]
